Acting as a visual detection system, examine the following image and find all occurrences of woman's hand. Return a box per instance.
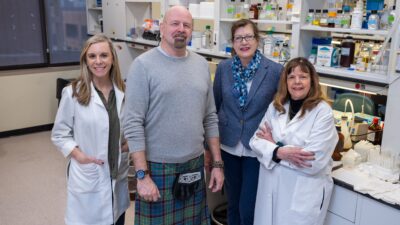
[70,148,104,165]
[256,121,274,143]
[121,139,129,153]
[277,146,315,168]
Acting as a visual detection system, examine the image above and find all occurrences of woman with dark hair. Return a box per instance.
[213,19,282,225]
[250,57,338,225]
[51,34,129,225]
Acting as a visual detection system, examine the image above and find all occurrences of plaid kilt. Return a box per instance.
[135,155,210,225]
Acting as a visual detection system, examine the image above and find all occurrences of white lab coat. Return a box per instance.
[51,83,130,225]
[250,101,338,225]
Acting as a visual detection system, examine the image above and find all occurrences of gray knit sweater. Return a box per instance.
[123,47,219,163]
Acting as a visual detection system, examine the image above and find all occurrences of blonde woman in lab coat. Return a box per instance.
[51,34,129,225]
[250,57,338,225]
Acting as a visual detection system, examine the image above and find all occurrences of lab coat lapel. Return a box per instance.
[113,84,124,116]
[90,82,104,107]
[245,60,269,108]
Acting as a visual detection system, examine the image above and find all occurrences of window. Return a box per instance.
[0,0,46,68]
[0,0,88,69]
[45,0,87,64]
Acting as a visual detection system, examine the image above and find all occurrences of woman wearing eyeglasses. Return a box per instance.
[213,19,283,225]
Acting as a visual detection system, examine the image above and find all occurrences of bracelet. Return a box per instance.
[211,160,224,169]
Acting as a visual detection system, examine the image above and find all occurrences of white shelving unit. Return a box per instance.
[85,0,400,87]
[298,0,400,86]
[86,0,103,35]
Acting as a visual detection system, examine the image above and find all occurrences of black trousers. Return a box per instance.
[113,212,125,225]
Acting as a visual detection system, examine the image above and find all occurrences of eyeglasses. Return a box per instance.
[233,35,255,43]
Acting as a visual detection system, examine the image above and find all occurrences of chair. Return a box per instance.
[332,93,375,115]
[56,78,72,106]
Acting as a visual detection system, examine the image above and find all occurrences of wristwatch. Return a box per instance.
[135,169,149,180]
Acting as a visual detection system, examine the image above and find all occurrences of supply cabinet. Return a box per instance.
[325,184,400,225]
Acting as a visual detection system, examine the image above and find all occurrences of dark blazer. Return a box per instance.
[213,55,283,150]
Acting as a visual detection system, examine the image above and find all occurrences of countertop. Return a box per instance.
[332,165,400,210]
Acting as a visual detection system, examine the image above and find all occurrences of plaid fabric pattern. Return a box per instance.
[135,155,210,225]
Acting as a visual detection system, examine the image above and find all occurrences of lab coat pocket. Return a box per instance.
[68,160,100,193]
[290,176,324,223]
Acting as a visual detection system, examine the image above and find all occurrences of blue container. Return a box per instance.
[366,0,384,11]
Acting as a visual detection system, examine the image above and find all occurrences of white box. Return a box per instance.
[316,46,333,67]
[189,4,200,17]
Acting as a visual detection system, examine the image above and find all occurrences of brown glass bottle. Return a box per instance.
[340,36,355,68]
[367,117,382,145]
[249,4,259,19]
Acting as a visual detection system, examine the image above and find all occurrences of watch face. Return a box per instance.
[136,170,145,180]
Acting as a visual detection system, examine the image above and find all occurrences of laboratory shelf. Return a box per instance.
[315,65,389,85]
[301,25,389,36]
[125,0,160,3]
[220,18,293,25]
[88,7,102,10]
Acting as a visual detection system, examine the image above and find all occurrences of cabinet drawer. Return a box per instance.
[358,195,400,225]
[327,185,358,222]
[324,212,354,225]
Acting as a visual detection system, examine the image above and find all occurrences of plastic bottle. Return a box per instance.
[201,25,212,49]
[259,0,268,19]
[380,4,389,30]
[272,42,280,59]
[368,10,380,30]
[279,42,290,62]
[263,30,275,57]
[277,7,284,20]
[388,5,396,28]
[243,2,250,19]
[227,0,236,18]
[306,9,315,25]
[341,7,351,28]
[286,0,293,21]
[367,117,382,145]
[308,46,317,64]
[335,9,343,28]
[341,116,352,150]
[351,0,363,29]
[235,0,245,19]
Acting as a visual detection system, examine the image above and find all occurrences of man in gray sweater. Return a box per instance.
[123,5,224,224]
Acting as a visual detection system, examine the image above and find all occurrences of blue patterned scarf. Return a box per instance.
[232,49,262,109]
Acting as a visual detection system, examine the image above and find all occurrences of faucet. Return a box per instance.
[344,99,355,130]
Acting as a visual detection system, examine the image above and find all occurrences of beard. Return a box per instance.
[173,33,187,49]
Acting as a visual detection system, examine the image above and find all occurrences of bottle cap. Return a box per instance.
[373,117,379,124]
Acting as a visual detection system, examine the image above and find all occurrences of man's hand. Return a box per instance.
[277,146,315,168]
[136,176,161,202]
[208,168,224,192]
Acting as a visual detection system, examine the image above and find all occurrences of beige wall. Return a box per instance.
[0,66,79,132]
